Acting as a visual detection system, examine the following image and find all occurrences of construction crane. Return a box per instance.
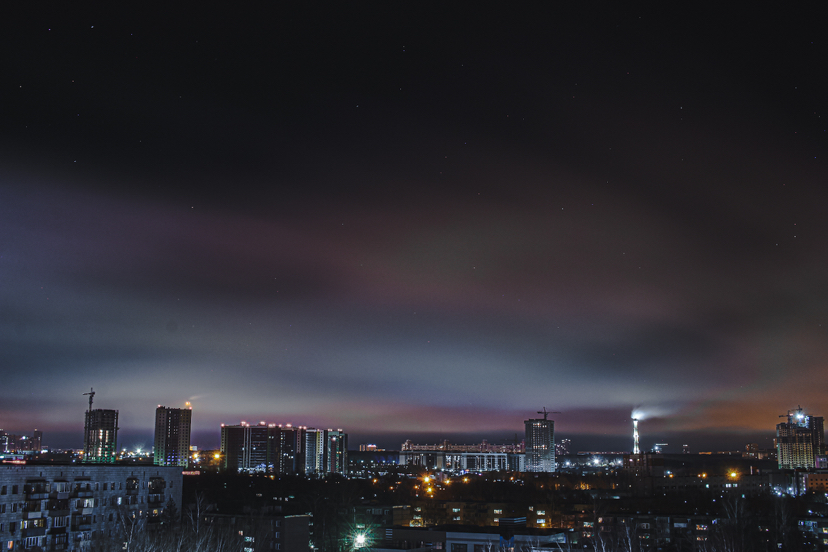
[537,408,561,420]
[780,406,804,419]
[83,388,95,412]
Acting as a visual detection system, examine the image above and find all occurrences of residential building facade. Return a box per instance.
[221,422,348,475]
[153,404,193,467]
[0,464,182,551]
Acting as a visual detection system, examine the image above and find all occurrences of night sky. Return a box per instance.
[2,6,826,453]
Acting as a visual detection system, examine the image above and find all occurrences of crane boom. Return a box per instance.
[537,407,561,420]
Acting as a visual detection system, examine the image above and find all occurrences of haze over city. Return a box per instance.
[1,5,826,453]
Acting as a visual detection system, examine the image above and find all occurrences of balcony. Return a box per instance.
[71,523,92,532]
[47,509,70,517]
[22,511,43,519]
[74,490,93,498]
[21,527,47,538]
[25,492,49,500]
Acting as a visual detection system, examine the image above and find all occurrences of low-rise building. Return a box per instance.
[199,513,310,552]
[379,526,569,551]
[799,472,828,495]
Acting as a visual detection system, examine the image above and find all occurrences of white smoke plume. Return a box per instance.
[631,404,676,421]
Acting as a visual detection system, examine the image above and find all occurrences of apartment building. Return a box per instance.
[0,464,182,551]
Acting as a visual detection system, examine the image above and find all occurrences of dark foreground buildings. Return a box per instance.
[0,464,181,551]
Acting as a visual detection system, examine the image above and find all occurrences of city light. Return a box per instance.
[352,530,370,550]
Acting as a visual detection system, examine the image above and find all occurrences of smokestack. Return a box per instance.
[633,418,640,455]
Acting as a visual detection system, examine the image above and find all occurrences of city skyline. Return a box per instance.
[0,400,785,455]
[2,6,826,453]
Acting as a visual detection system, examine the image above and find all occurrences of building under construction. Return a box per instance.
[524,408,557,473]
[776,406,825,469]
[82,388,119,464]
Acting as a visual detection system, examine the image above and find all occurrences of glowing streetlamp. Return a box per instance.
[352,530,371,550]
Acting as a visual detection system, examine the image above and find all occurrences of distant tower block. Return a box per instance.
[633,418,640,455]
[82,387,118,464]
[154,402,193,467]
[83,409,119,463]
[525,408,558,472]
[776,406,825,469]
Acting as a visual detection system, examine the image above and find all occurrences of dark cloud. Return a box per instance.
[1,5,826,452]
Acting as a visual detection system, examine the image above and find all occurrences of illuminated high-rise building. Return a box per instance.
[276,425,306,474]
[777,406,825,469]
[221,422,277,472]
[32,429,43,452]
[524,413,555,472]
[154,403,193,467]
[304,428,327,476]
[326,429,348,475]
[221,421,344,475]
[83,409,119,463]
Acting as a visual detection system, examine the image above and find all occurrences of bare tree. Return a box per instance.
[186,491,213,540]
[709,496,752,552]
